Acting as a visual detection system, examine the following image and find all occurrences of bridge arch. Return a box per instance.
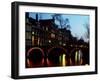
[69,48,83,65]
[47,46,68,66]
[27,47,44,68]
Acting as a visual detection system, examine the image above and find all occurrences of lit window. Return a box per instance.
[48,40,51,43]
[32,36,34,45]
[63,43,66,46]
[32,31,35,35]
[46,27,48,31]
[59,42,62,45]
[51,33,55,38]
[38,38,40,45]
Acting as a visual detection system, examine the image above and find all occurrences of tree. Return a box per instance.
[52,14,63,28]
[84,23,89,42]
[52,14,71,30]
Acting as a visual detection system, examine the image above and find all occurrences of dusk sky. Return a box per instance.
[29,12,89,42]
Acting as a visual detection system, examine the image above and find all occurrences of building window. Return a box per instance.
[38,37,40,45]
[26,18,29,23]
[32,36,40,46]
[26,32,31,40]
[63,43,66,46]
[59,41,62,45]
[26,40,32,46]
[58,36,62,40]
[42,26,45,30]
[26,25,31,31]
[51,33,55,38]
[46,27,48,31]
[32,36,34,46]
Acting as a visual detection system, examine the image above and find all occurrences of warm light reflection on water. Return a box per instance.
[74,50,83,65]
[26,47,89,68]
[59,54,66,66]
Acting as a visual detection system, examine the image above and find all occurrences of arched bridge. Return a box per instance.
[26,45,89,68]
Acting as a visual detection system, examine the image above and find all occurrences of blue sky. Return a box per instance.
[29,12,89,42]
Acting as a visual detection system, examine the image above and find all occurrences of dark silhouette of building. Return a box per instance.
[25,12,73,47]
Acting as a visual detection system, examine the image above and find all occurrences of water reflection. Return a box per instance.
[70,49,83,65]
[59,54,66,66]
[26,47,89,68]
[47,47,68,67]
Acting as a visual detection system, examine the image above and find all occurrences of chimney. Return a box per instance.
[36,13,38,21]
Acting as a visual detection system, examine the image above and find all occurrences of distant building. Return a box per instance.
[25,12,73,47]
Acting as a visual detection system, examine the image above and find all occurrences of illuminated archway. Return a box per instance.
[47,46,68,66]
[70,48,83,66]
[27,47,44,68]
